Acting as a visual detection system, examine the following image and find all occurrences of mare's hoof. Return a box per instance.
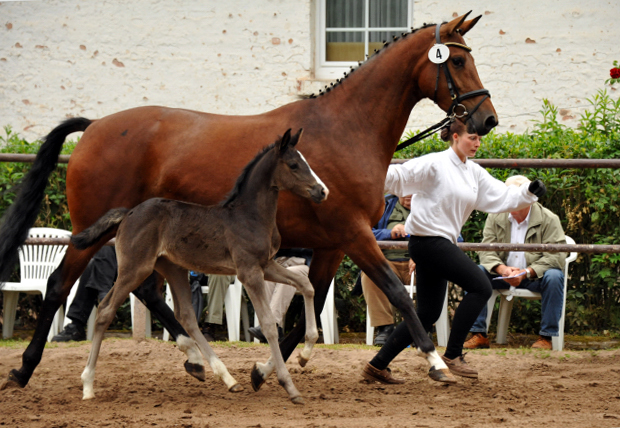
[250,363,266,392]
[229,383,244,393]
[297,354,309,368]
[428,367,457,384]
[291,396,305,405]
[1,370,27,390]
[184,360,206,382]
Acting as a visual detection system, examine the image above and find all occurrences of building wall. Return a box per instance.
[0,0,617,141]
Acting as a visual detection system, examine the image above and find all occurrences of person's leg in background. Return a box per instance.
[248,257,308,343]
[202,274,235,341]
[524,268,564,349]
[362,260,410,346]
[52,246,118,342]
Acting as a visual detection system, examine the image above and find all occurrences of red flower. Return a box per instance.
[611,67,620,79]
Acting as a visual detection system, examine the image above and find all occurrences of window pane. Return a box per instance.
[369,0,407,28]
[326,31,365,61]
[326,0,365,28]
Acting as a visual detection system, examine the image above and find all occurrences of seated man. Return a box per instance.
[247,248,313,343]
[361,194,413,346]
[464,175,566,351]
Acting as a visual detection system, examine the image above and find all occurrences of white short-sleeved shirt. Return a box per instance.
[384,147,538,244]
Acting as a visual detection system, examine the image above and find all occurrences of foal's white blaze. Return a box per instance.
[297,151,329,199]
[418,348,448,370]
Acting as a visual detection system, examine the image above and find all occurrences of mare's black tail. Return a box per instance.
[71,208,129,250]
[0,117,92,286]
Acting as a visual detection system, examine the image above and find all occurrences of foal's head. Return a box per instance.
[274,128,328,204]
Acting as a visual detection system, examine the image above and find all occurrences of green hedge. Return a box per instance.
[2,89,620,336]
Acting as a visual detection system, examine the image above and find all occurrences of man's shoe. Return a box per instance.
[441,353,478,378]
[51,323,86,342]
[373,324,395,347]
[361,362,405,384]
[248,325,283,343]
[531,336,552,350]
[463,333,490,349]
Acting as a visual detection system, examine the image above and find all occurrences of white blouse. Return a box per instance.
[384,147,538,244]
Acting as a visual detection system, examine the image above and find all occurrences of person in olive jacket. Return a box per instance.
[464,175,566,351]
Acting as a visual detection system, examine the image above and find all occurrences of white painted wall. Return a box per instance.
[1,0,618,142]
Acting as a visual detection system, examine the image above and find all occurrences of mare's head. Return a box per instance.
[274,129,329,204]
[417,12,498,135]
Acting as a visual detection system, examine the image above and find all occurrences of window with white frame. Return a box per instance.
[315,0,413,80]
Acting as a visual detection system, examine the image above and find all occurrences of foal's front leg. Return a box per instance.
[240,267,304,405]
[263,260,318,367]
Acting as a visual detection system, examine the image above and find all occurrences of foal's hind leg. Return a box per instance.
[240,267,304,404]
[155,260,242,393]
[263,260,318,367]
[81,268,152,400]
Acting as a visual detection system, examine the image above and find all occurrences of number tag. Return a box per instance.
[428,44,450,64]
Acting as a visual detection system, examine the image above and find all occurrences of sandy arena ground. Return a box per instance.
[1,338,620,428]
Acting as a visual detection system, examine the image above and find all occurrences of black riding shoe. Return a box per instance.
[248,325,284,343]
[373,324,395,347]
[51,323,86,342]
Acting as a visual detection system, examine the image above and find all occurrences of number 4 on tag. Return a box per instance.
[428,44,450,64]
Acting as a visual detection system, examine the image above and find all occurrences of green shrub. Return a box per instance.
[2,89,620,336]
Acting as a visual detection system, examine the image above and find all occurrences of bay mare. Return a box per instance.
[73,129,327,404]
[0,13,497,391]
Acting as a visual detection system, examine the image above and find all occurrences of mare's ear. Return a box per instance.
[457,15,482,37]
[443,11,472,36]
[278,128,293,154]
[289,128,303,148]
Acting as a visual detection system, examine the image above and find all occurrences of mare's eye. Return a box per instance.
[290,163,299,170]
[452,57,464,68]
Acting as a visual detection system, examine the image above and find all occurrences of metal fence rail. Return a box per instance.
[3,153,620,169]
[20,238,620,254]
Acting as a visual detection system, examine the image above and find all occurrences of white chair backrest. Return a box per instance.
[18,228,71,282]
[565,235,578,266]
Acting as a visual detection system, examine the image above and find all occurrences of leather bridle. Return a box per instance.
[395,22,491,152]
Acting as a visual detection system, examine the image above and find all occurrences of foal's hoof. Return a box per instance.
[428,367,457,384]
[291,396,305,405]
[228,383,244,393]
[1,370,27,390]
[297,354,309,368]
[184,360,206,382]
[250,363,266,392]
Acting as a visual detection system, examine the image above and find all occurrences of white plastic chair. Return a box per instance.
[366,272,450,347]
[252,278,339,345]
[483,235,578,351]
[2,228,72,342]
[162,276,250,342]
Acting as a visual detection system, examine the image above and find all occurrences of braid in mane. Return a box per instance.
[308,22,436,99]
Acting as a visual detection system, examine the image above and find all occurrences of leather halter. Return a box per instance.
[395,22,491,152]
[433,23,490,121]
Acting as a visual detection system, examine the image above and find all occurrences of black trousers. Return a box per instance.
[369,236,492,369]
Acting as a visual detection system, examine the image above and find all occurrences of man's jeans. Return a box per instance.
[470,265,564,337]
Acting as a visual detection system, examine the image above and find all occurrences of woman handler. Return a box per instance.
[362,120,547,383]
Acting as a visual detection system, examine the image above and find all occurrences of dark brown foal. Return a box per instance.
[75,129,328,404]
